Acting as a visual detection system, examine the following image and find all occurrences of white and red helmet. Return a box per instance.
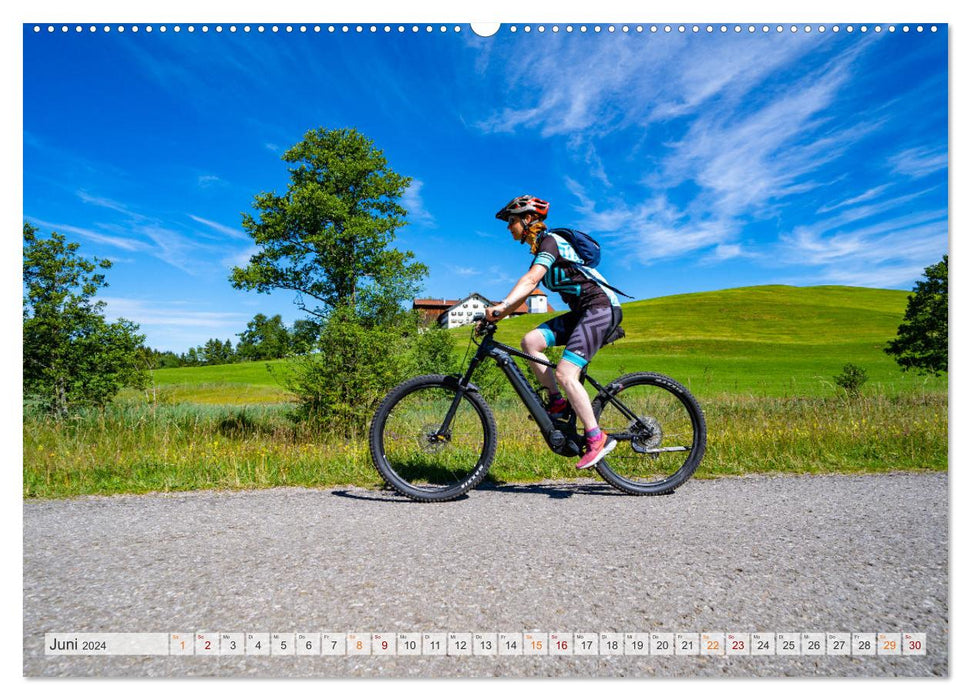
[495,195,550,221]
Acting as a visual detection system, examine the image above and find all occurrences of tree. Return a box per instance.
[201,338,236,365]
[230,127,427,325]
[885,255,948,376]
[289,318,322,355]
[23,223,147,415]
[281,304,407,434]
[236,313,291,361]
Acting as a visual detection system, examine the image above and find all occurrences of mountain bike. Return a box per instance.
[369,314,706,502]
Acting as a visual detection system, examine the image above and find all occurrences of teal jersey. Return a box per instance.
[531,233,620,311]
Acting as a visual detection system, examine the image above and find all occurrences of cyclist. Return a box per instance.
[485,194,623,470]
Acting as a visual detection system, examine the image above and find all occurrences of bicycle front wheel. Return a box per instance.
[369,375,497,502]
[592,372,706,495]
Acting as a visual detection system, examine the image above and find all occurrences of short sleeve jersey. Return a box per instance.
[531,233,619,312]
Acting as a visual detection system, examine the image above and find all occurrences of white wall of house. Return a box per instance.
[442,294,491,329]
[526,294,547,314]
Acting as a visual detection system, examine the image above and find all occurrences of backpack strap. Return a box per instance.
[539,230,635,300]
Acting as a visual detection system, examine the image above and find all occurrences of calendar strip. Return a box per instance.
[44,632,926,656]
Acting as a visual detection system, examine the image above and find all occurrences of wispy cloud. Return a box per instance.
[817,185,891,214]
[98,297,251,350]
[99,297,247,328]
[189,214,249,241]
[781,208,947,287]
[889,146,948,179]
[34,193,253,277]
[197,174,225,188]
[77,190,146,219]
[25,217,146,252]
[401,179,436,227]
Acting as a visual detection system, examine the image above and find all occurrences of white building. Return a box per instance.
[411,290,554,329]
[437,293,494,329]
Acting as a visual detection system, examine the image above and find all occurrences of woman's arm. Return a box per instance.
[484,264,548,320]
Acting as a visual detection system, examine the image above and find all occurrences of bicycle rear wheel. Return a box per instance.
[591,372,706,495]
[369,374,497,502]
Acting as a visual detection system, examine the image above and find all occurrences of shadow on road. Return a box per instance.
[331,479,626,502]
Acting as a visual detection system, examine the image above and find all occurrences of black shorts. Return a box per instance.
[535,306,623,368]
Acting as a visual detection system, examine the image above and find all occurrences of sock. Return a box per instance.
[585,427,602,440]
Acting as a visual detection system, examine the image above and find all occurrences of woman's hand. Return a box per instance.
[484,302,507,320]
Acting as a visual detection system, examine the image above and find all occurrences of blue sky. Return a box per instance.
[22,21,948,352]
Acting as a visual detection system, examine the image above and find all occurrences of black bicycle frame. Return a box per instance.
[439,324,648,457]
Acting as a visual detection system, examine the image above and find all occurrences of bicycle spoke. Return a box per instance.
[593,373,706,494]
[373,378,495,500]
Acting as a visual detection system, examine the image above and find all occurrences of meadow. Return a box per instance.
[23,285,948,498]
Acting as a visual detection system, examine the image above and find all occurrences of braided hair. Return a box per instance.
[522,220,548,254]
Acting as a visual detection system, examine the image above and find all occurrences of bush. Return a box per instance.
[834,363,868,398]
[280,306,409,435]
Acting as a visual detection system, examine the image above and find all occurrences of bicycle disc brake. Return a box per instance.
[630,416,662,456]
[418,424,450,454]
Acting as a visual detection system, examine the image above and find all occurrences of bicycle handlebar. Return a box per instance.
[472,312,497,337]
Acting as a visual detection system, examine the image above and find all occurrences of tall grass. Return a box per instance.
[23,386,947,498]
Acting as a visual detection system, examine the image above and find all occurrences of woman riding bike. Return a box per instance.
[485,194,624,470]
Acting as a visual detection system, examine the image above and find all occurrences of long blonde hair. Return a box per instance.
[523,220,548,254]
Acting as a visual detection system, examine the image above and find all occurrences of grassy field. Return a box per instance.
[142,285,945,402]
[25,285,948,498]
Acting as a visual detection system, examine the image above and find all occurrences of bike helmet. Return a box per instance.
[495,195,550,221]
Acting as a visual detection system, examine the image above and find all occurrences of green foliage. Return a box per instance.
[23,222,148,415]
[834,363,869,398]
[230,127,427,324]
[407,322,462,377]
[290,318,322,355]
[279,305,409,435]
[236,314,291,361]
[885,255,948,375]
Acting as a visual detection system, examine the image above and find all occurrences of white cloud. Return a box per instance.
[780,208,947,287]
[25,218,146,252]
[221,245,260,271]
[99,297,247,329]
[817,185,891,214]
[77,190,146,219]
[189,214,249,241]
[197,174,225,188]
[889,146,948,179]
[401,179,436,227]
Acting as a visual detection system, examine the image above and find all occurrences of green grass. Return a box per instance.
[24,284,948,498]
[480,285,945,398]
[143,285,946,402]
[23,391,946,499]
[140,361,291,404]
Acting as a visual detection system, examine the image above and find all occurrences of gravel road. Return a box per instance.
[23,472,948,678]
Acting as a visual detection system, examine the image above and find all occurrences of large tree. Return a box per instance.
[23,223,147,415]
[885,255,948,375]
[236,313,291,361]
[230,127,427,325]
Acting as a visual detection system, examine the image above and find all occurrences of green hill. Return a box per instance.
[148,285,944,403]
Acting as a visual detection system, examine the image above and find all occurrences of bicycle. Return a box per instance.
[369,314,706,502]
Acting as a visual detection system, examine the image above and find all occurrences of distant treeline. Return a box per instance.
[146,314,321,368]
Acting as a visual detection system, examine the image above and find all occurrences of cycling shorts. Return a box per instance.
[535,306,622,368]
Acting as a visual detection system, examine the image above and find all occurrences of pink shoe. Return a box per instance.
[576,431,617,470]
[546,396,569,418]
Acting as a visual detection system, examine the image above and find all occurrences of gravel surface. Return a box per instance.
[23,472,948,677]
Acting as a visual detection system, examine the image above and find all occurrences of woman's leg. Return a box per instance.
[521,329,559,396]
[554,359,596,431]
